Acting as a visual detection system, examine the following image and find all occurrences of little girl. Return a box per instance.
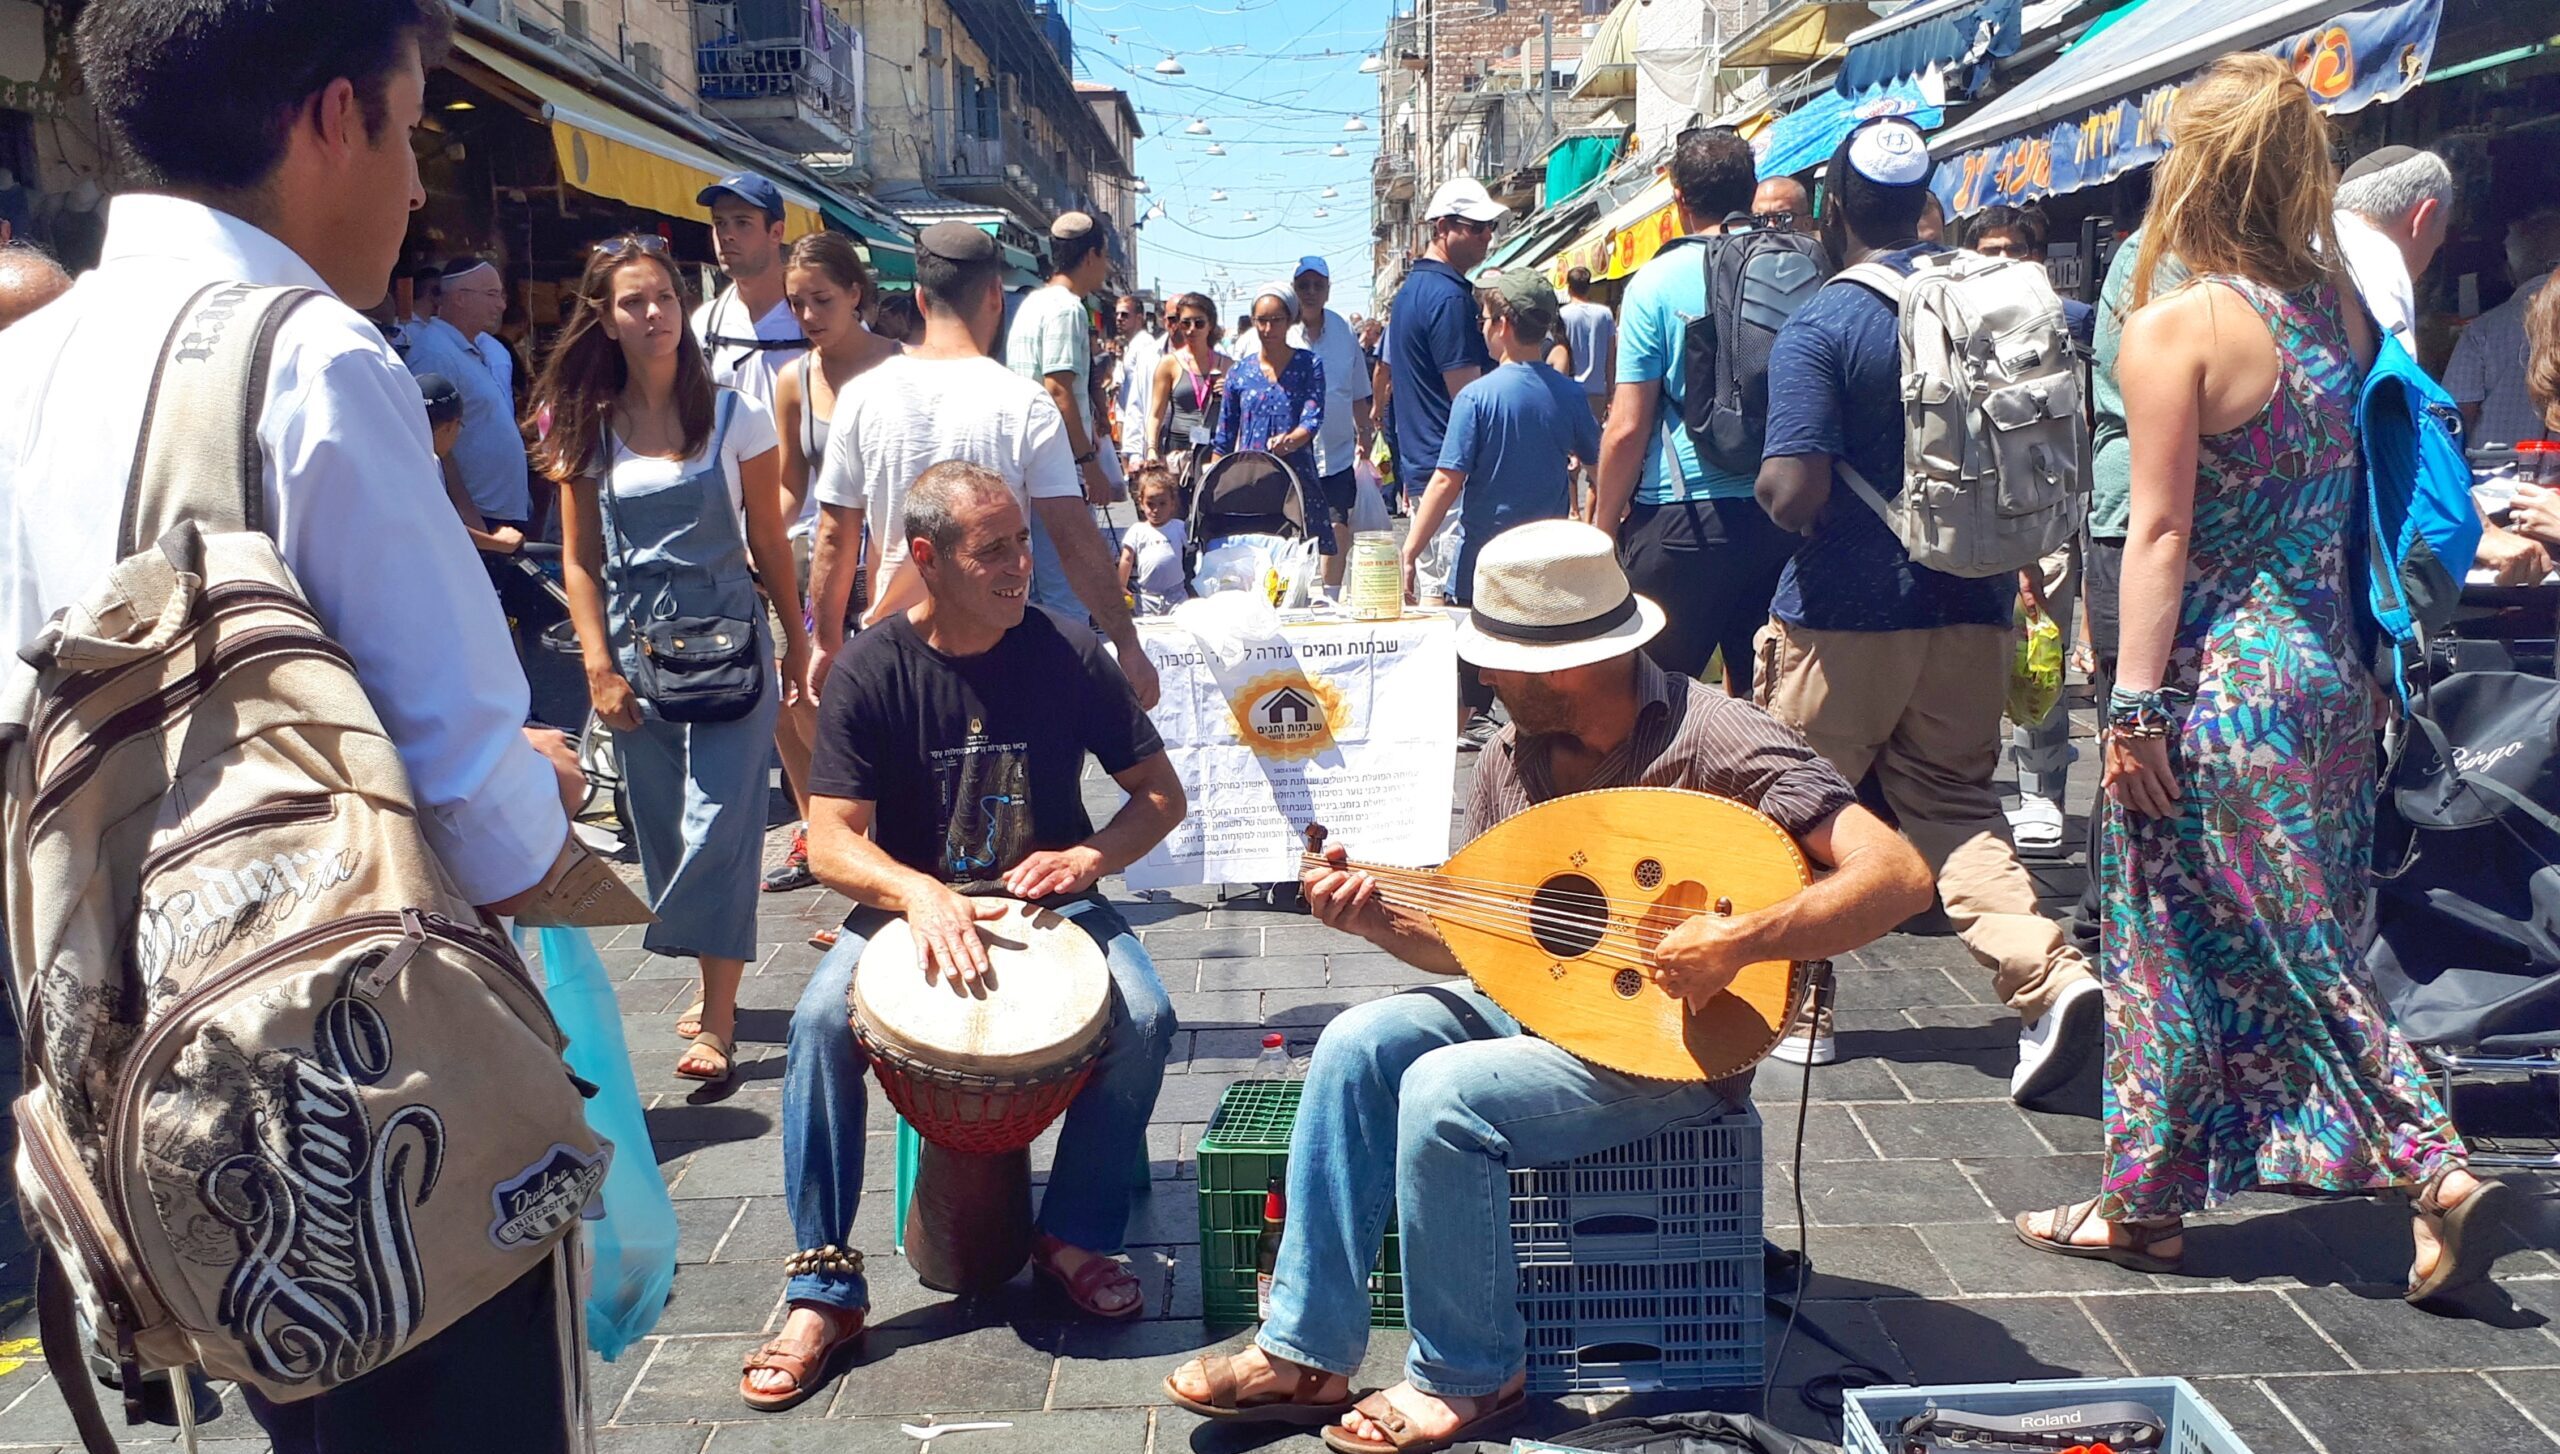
[1119,466,1192,616]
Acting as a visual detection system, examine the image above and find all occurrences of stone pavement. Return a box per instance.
[1,715,2557,1452]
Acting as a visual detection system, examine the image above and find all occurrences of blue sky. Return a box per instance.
[1066,0,1391,315]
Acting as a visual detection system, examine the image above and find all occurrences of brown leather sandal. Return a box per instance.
[2013,1199,2183,1274]
[2408,1168,2510,1305]
[1162,1352,1357,1425]
[1320,1386,1527,1454]
[675,999,706,1039]
[1030,1233,1144,1320]
[739,1305,866,1412]
[675,1030,732,1084]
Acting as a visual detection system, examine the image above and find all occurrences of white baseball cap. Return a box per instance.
[1424,176,1510,224]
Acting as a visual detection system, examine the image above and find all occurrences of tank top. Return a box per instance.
[1159,353,1220,456]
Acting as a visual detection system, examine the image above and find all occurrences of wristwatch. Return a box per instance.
[1074,450,1097,465]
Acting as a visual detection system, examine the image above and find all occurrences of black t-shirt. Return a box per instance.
[807,607,1164,883]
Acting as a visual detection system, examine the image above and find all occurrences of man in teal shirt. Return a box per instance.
[1590,127,1801,696]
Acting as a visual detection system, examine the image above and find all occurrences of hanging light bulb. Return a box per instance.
[1342,115,1368,132]
[1312,206,1332,218]
[1185,117,1211,135]
[1328,143,1350,157]
[1240,209,1259,221]
[1155,53,1187,74]
[1210,188,1229,201]
[1321,185,1339,198]
[1205,142,1227,156]
[1359,52,1386,73]
[1148,202,1167,220]
[1132,178,1150,192]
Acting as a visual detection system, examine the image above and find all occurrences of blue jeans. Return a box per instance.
[1256,984,1737,1398]
[781,896,1175,1313]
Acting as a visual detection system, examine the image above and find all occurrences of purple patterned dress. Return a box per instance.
[2096,274,2463,1221]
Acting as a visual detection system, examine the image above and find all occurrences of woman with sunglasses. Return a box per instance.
[1148,291,1228,497]
[533,234,810,1084]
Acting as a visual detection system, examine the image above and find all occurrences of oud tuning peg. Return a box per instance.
[1303,822,1331,855]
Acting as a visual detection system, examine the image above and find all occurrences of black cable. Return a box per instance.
[1759,964,1888,1420]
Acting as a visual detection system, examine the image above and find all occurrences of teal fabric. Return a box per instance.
[1544,135,1619,208]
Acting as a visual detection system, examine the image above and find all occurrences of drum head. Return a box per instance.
[852,899,1112,1078]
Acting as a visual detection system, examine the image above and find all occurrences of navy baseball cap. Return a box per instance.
[697,172,785,224]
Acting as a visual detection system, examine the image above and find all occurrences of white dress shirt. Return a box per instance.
[2448,269,2555,447]
[1290,307,1375,478]
[0,195,566,905]
[2335,209,2417,356]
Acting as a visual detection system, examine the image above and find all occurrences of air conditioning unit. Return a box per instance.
[562,0,589,41]
[629,40,662,81]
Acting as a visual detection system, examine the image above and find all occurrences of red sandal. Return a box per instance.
[1030,1232,1145,1320]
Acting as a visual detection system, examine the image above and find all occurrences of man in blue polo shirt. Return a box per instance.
[1388,176,1503,608]
[1753,119,2098,1101]
[1592,125,1802,698]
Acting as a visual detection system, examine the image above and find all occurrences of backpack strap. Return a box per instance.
[117,283,315,558]
[1830,261,1909,309]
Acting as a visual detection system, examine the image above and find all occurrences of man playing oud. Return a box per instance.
[746,461,1185,1412]
[1162,520,1931,1452]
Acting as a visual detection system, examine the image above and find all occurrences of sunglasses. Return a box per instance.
[592,233,672,260]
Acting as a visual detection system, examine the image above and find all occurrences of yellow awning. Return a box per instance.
[454,35,825,236]
[1723,0,1879,70]
[1546,176,1680,287]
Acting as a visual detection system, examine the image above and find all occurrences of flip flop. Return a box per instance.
[2408,1171,2511,1305]
[676,1030,733,1084]
[740,1307,866,1412]
[1162,1353,1357,1426]
[676,1000,706,1039]
[1320,1387,1527,1454]
[2013,1199,2183,1274]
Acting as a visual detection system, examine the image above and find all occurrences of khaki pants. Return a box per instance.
[1756,618,2091,1021]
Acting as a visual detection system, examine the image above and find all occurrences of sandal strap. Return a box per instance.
[1065,1253,1138,1302]
[1351,1393,1409,1438]
[1199,1354,1239,1409]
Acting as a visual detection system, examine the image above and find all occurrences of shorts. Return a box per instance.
[1616,496,1795,691]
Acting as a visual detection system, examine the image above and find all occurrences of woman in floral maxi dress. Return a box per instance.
[2012,53,2509,1305]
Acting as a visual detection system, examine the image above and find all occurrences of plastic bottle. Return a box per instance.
[1254,1178,1286,1322]
[1254,1032,1294,1079]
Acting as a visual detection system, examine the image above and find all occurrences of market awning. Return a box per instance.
[1836,0,2023,95]
[1931,0,2441,216]
[1543,134,1623,208]
[1546,175,1680,287]
[1572,0,1641,99]
[454,34,827,236]
[1724,1,1883,71]
[1755,74,1944,181]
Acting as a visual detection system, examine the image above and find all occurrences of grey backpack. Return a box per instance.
[1,284,604,1438]
[1833,251,2089,578]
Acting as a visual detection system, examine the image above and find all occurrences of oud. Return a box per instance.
[1302,787,1812,1081]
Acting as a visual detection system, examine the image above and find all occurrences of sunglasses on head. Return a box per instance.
[592,234,673,260]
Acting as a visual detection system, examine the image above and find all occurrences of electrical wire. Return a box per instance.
[1759,966,1889,1421]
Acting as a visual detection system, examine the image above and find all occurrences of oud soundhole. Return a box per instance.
[1613,968,1643,998]
[1529,873,1607,959]
[1633,858,1663,889]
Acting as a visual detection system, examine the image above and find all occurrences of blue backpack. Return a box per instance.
[2359,330,2481,702]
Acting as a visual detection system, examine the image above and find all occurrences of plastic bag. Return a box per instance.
[2007,604,2064,727]
[522,924,677,1360]
[1349,458,1391,534]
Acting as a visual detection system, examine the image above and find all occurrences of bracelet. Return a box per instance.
[783,1244,865,1278]
[2106,686,2189,740]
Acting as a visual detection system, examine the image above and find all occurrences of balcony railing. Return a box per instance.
[941,131,1100,222]
[694,1,861,120]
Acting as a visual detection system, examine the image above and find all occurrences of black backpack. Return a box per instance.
[1533,1411,1839,1454]
[1672,220,1833,476]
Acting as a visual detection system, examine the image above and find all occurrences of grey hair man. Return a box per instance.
[2450,208,2560,446]
[0,240,70,329]
[2334,145,2453,354]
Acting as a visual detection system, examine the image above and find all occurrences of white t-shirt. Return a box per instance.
[1290,309,1375,478]
[812,353,1082,593]
[601,390,780,520]
[1122,517,1189,612]
[1005,283,1096,442]
[2334,210,2416,356]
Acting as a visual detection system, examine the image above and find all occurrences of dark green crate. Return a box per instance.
[1197,1079,1405,1329]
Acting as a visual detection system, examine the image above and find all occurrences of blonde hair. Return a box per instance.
[2527,280,2560,437]
[2134,53,2341,308]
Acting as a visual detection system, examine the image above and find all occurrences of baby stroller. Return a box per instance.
[2367,625,2560,1169]
[1188,449,1309,563]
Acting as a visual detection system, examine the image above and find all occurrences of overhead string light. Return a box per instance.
[1155,52,1187,73]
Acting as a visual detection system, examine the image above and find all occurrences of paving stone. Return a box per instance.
[1164,991,1265,1028]
[1799,1158,1990,1227]
[2079,1291,2347,1376]
[1872,1296,2128,1384]
[655,1258,787,1337]
[2186,1377,2317,1454]
[1141,928,1264,960]
[1198,954,1330,990]
[1915,1220,2162,1296]
[595,1424,713,1454]
[1263,987,1391,1026]
[1787,1224,1957,1300]
[1765,1053,1905,1104]
[903,1409,1151,1451]
[617,1337,824,1424]
[1953,1153,2106,1222]
[1761,1299,1914,1386]
[1758,1100,1877,1163]
[1896,1003,2021,1043]
[1853,1101,2052,1160]
[817,1321,1064,1418]
[1876,1047,2013,1102]
[2174,1211,2362,1288]
[2286,1283,2560,1370]
[1824,966,1981,1011]
[2263,1371,2556,1450]
[696,1417,935,1450]
[1051,1319,1251,1409]
[677,1198,748,1265]
[1261,924,1370,956]
[2487,1367,2560,1426]
[2014,1106,2103,1154]
[1328,953,1438,986]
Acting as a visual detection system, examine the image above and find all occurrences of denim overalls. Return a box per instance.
[599,390,779,963]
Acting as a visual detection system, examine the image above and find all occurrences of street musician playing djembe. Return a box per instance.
[745,460,1184,1412]
[1163,520,1934,1454]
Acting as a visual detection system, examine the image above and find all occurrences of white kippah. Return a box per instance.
[1848,120,1931,187]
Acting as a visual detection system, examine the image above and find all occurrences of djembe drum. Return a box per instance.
[850,899,1111,1293]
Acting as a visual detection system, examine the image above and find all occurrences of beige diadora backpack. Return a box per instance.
[0,284,605,1441]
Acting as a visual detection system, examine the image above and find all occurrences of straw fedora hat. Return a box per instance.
[1453,519,1666,673]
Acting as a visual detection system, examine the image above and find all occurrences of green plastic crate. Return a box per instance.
[1197,1079,1406,1329]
